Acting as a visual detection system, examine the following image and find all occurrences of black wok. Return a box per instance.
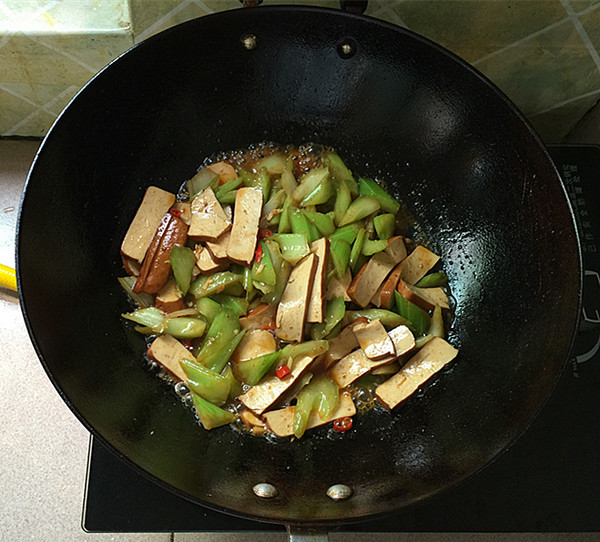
[17,6,581,527]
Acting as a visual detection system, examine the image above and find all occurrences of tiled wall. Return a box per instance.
[1,0,599,142]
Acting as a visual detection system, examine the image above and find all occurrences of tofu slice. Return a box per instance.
[315,325,359,371]
[206,161,238,183]
[188,187,231,241]
[238,355,314,414]
[147,334,195,382]
[352,319,395,360]
[375,337,458,410]
[239,303,277,330]
[239,409,266,432]
[227,187,262,265]
[347,252,396,308]
[400,246,440,285]
[172,201,191,225]
[121,186,176,263]
[371,262,403,309]
[329,325,415,388]
[306,238,329,323]
[206,230,231,260]
[194,244,229,274]
[263,392,356,437]
[325,267,351,302]
[155,277,186,313]
[371,360,400,375]
[230,329,277,363]
[396,279,450,311]
[384,236,407,263]
[276,252,318,342]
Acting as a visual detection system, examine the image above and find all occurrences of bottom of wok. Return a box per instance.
[17,6,581,525]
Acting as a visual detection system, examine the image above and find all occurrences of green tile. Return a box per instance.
[568,0,600,12]
[0,87,38,135]
[387,0,567,63]
[579,5,600,51]
[475,20,600,117]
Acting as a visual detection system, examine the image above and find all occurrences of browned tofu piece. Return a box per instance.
[375,337,458,410]
[172,201,191,225]
[396,279,450,311]
[239,303,277,330]
[384,236,407,263]
[155,277,186,313]
[206,161,238,183]
[325,267,351,302]
[238,355,314,414]
[230,329,277,363]
[329,325,415,388]
[352,319,395,360]
[227,187,262,265]
[194,244,229,274]
[315,325,359,371]
[147,334,194,381]
[373,262,404,309]
[263,392,356,437]
[121,186,176,263]
[347,252,396,308]
[371,361,400,375]
[400,246,440,285]
[239,409,266,432]
[306,238,329,323]
[275,253,318,342]
[188,187,231,241]
[206,230,231,260]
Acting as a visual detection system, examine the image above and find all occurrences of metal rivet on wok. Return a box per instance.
[327,484,352,500]
[253,482,278,499]
[241,34,258,50]
[337,37,357,59]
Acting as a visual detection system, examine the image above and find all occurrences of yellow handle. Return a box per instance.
[0,264,17,291]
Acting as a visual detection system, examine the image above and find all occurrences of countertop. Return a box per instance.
[1,139,598,542]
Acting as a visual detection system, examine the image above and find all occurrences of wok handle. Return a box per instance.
[286,525,329,542]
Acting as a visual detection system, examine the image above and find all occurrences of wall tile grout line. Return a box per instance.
[561,0,600,73]
[530,88,600,117]
[134,0,198,43]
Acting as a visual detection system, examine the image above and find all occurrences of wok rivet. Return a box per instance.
[241,34,258,50]
[253,483,278,499]
[327,484,352,500]
[337,37,357,59]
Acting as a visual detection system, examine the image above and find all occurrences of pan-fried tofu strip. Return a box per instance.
[325,267,351,302]
[329,325,415,388]
[347,252,396,308]
[239,303,276,330]
[172,201,191,225]
[147,334,194,382]
[400,246,440,285]
[227,187,262,265]
[372,360,400,375]
[206,161,238,183]
[194,244,228,274]
[188,187,231,241]
[155,277,186,313]
[375,337,458,410]
[230,329,277,363]
[206,230,231,260]
[276,252,318,342]
[315,325,359,371]
[396,279,450,311]
[238,355,314,415]
[121,186,176,263]
[352,319,395,360]
[263,392,356,437]
[384,236,407,263]
[306,238,329,323]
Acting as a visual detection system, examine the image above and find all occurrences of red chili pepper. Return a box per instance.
[169,208,183,218]
[332,417,353,432]
[258,228,273,239]
[254,244,263,264]
[262,321,276,331]
[275,365,291,379]
[181,339,193,349]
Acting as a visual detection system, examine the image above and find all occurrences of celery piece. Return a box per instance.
[323,153,358,195]
[338,196,380,227]
[235,351,281,386]
[333,177,351,226]
[217,190,237,205]
[281,168,297,197]
[394,290,430,336]
[191,392,235,430]
[358,177,400,214]
[293,375,340,438]
[278,196,292,234]
[122,307,165,330]
[197,308,244,372]
[212,294,249,317]
[170,245,196,295]
[118,276,153,308]
[258,167,271,202]
[292,167,329,204]
[361,238,388,256]
[180,358,231,405]
[221,364,243,402]
[253,280,274,295]
[290,208,318,243]
[189,272,242,299]
[329,223,361,244]
[349,228,366,271]
[164,317,207,339]
[274,233,310,265]
[415,334,434,349]
[215,176,243,202]
[415,271,449,288]
[222,281,244,297]
[279,340,329,361]
[256,152,292,175]
[374,213,396,240]
[346,309,411,329]
[300,178,333,207]
[303,210,335,237]
[429,305,444,337]
[330,239,351,280]
[187,169,219,200]
[241,266,254,298]
[263,188,285,220]
[311,297,346,340]
[262,257,291,304]
[196,297,221,325]
[251,241,276,286]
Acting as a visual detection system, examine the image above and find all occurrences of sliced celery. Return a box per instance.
[191,392,235,430]
[346,309,411,328]
[261,240,292,304]
[263,188,286,220]
[374,213,396,240]
[358,177,400,214]
[429,305,444,337]
[164,317,206,339]
[235,351,281,386]
[415,271,448,288]
[197,308,244,372]
[189,272,242,299]
[169,245,196,295]
[333,178,351,226]
[278,196,292,234]
[215,176,243,202]
[300,178,333,207]
[311,297,345,340]
[338,196,380,227]
[303,210,335,237]
[118,276,153,308]
[349,228,366,271]
[361,238,388,256]
[323,153,358,195]
[329,239,351,280]
[187,168,219,200]
[394,290,430,336]
[221,364,243,402]
[122,307,165,329]
[293,375,340,438]
[292,167,329,204]
[212,294,249,317]
[256,152,292,175]
[274,233,310,265]
[196,297,221,325]
[280,168,297,197]
[241,266,254,297]
[329,223,361,244]
[217,190,237,205]
[252,241,276,287]
[279,340,329,361]
[180,358,231,405]
[290,208,318,243]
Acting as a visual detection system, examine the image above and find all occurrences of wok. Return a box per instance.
[17,5,581,529]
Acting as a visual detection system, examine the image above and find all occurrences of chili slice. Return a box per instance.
[254,244,263,264]
[332,416,353,432]
[169,208,183,218]
[258,228,273,239]
[275,365,291,379]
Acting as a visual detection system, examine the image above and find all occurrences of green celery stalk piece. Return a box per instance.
[164,317,207,339]
[333,178,351,226]
[314,376,339,418]
[251,241,277,286]
[122,307,165,329]
[300,178,333,207]
[293,384,314,439]
[169,245,196,295]
[281,168,297,197]
[118,276,154,308]
[346,308,411,329]
[279,340,329,361]
[180,358,231,405]
[292,167,329,204]
[197,308,244,372]
[429,305,444,337]
[415,334,434,349]
[235,351,281,386]
[415,271,449,288]
[256,152,292,175]
[253,280,274,295]
[211,294,249,317]
[330,239,351,280]
[215,176,243,203]
[222,281,244,297]
[274,233,310,265]
[349,228,366,271]
[323,153,358,195]
[329,223,361,244]
[311,297,346,340]
[374,213,396,240]
[217,190,237,205]
[293,375,340,438]
[361,238,388,256]
[290,208,318,243]
[338,196,380,227]
[358,177,400,214]
[262,258,291,304]
[187,169,219,200]
[241,266,255,297]
[258,167,271,202]
[191,392,235,430]
[263,188,285,220]
[394,290,430,335]
[303,210,335,236]
[221,364,243,402]
[196,297,221,325]
[189,272,242,298]
[278,196,292,234]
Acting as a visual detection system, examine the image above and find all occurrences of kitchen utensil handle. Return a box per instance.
[287,525,329,542]
[0,263,17,291]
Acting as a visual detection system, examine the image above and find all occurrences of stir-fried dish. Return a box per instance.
[119,144,458,438]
